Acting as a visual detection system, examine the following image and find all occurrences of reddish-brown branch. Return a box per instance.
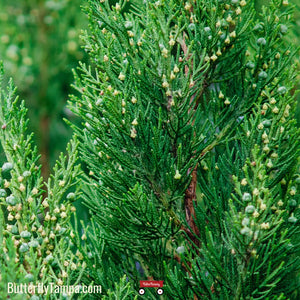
[184,166,200,242]
[181,30,200,246]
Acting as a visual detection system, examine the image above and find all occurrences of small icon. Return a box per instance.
[139,280,164,296]
[157,288,164,295]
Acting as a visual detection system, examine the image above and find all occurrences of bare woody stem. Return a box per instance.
[181,30,200,246]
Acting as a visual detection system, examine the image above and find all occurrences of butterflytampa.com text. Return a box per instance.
[7,282,102,295]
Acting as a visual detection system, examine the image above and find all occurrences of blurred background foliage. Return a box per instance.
[0,0,87,178]
[0,0,298,174]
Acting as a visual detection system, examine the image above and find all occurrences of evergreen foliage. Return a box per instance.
[0,66,85,299]
[0,0,86,175]
[70,0,300,298]
[0,0,299,299]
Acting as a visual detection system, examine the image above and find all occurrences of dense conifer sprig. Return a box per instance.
[0,66,85,300]
[0,0,298,299]
[70,0,299,298]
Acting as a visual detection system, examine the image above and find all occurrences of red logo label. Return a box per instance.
[139,280,164,288]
